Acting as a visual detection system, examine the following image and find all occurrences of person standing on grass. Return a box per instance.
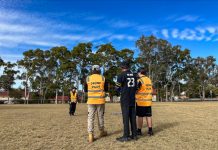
[84,65,108,143]
[69,87,78,116]
[115,61,138,142]
[136,67,154,136]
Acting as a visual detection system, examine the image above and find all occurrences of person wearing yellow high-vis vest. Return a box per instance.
[69,87,78,116]
[84,65,108,143]
[136,68,154,136]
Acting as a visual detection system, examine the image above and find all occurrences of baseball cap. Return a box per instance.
[92,65,100,71]
[120,61,130,69]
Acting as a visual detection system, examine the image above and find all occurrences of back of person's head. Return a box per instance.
[91,65,101,74]
[137,67,148,75]
[120,61,130,70]
[72,87,77,91]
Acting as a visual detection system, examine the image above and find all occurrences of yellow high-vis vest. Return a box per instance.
[86,74,105,104]
[136,76,153,106]
[70,92,77,102]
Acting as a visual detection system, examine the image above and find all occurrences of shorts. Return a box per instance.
[136,105,152,117]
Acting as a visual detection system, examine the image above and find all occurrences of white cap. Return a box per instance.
[92,65,100,71]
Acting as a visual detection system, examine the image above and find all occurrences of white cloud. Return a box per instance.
[0,8,138,50]
[164,26,218,41]
[108,20,136,28]
[0,34,59,48]
[174,15,200,22]
[0,54,23,63]
[0,22,41,34]
[161,29,169,38]
[206,27,217,34]
[108,34,136,41]
[180,29,196,40]
[172,29,179,38]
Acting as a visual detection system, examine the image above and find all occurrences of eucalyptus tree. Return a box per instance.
[193,56,217,100]
[51,46,78,104]
[0,62,19,102]
[71,43,92,102]
[17,50,35,104]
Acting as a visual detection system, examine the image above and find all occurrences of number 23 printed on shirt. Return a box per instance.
[127,78,135,87]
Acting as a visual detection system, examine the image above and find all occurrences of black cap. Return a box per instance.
[120,61,130,69]
[137,67,143,73]
[72,87,77,90]
[137,67,147,75]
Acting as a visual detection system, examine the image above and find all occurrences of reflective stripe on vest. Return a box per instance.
[88,96,105,99]
[136,98,152,102]
[137,92,152,96]
[88,90,104,92]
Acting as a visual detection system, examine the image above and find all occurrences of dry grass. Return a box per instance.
[0,102,218,150]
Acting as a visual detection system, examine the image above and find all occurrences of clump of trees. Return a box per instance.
[0,35,217,103]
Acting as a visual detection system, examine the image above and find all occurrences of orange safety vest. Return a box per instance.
[86,74,105,104]
[136,76,153,106]
[70,92,77,102]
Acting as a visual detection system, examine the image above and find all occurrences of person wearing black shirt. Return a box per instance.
[115,61,138,142]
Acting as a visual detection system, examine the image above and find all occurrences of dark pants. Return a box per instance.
[121,103,137,137]
[69,102,77,115]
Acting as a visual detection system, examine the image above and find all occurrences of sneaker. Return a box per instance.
[116,136,131,142]
[147,130,154,136]
[88,133,94,143]
[130,135,138,141]
[99,130,107,137]
[137,129,142,136]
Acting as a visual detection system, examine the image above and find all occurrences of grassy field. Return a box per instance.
[0,102,218,150]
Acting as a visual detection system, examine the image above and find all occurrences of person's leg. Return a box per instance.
[129,106,137,139]
[97,104,107,137]
[88,104,97,142]
[136,105,143,135]
[72,102,76,115]
[69,102,73,115]
[122,104,130,137]
[145,106,153,136]
[75,102,77,113]
[137,117,143,129]
[146,117,152,128]
[116,103,131,142]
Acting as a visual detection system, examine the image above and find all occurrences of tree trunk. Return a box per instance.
[170,82,176,102]
[165,85,168,102]
[55,89,58,104]
[43,88,47,104]
[202,85,205,101]
[199,87,202,100]
[7,90,10,104]
[27,91,29,104]
[24,73,28,104]
[110,94,113,103]
[82,84,85,103]
[148,63,151,78]
[62,90,64,104]
[40,80,43,104]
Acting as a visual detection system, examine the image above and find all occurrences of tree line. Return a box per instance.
[0,35,218,103]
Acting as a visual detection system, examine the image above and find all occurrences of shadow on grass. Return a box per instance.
[153,122,180,134]
[94,122,180,142]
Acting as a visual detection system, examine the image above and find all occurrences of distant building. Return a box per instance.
[0,91,13,101]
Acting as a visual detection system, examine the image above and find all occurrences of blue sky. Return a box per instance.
[0,0,218,63]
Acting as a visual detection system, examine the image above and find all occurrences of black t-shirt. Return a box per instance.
[116,70,137,106]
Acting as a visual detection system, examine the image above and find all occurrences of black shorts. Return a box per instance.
[136,105,152,117]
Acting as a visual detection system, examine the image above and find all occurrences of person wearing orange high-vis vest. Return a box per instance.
[84,65,108,143]
[136,68,154,136]
[69,87,78,116]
